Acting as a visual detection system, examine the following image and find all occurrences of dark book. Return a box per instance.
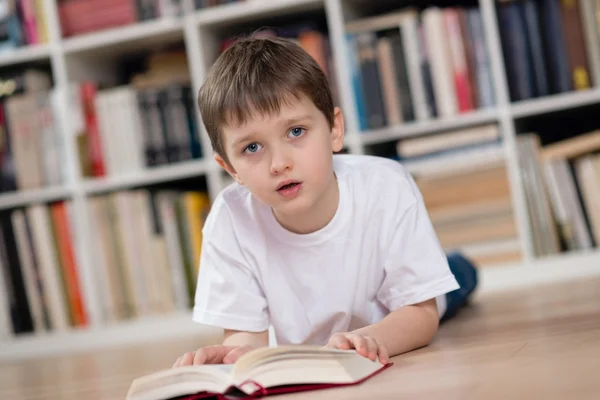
[182,86,202,159]
[138,89,168,167]
[355,32,387,129]
[387,30,415,122]
[538,0,572,93]
[559,0,591,90]
[521,0,550,97]
[0,212,34,335]
[497,0,535,101]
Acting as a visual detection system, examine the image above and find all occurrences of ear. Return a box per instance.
[214,153,243,185]
[330,107,345,152]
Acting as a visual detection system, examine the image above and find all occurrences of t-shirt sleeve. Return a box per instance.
[376,170,460,312]
[192,200,269,332]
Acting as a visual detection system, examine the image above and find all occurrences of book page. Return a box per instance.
[230,346,384,392]
[126,365,233,400]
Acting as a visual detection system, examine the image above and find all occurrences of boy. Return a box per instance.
[172,36,477,368]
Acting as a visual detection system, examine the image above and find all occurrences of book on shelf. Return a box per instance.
[516,129,600,257]
[72,48,203,179]
[0,186,211,339]
[0,0,48,52]
[126,345,391,400]
[87,189,211,324]
[0,200,87,340]
[496,0,600,102]
[344,5,495,132]
[0,68,67,193]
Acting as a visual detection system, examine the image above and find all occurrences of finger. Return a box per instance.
[195,346,232,365]
[180,351,195,367]
[364,337,378,361]
[223,345,253,364]
[326,334,352,350]
[172,356,182,368]
[349,335,369,358]
[377,343,389,365]
[192,348,209,365]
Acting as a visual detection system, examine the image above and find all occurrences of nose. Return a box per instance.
[270,148,293,175]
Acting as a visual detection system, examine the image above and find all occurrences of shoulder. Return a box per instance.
[202,181,259,239]
[334,154,421,208]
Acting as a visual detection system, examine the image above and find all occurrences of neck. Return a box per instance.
[273,172,339,234]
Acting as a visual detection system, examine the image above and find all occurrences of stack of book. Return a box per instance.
[400,124,520,266]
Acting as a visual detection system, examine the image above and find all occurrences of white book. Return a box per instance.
[157,192,189,311]
[26,205,69,331]
[467,8,495,108]
[423,7,457,118]
[49,87,72,185]
[96,91,117,176]
[116,191,150,316]
[543,159,593,251]
[574,156,600,245]
[401,12,431,121]
[123,88,147,172]
[133,190,163,314]
[580,0,600,87]
[86,196,116,323]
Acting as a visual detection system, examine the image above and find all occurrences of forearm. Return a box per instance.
[351,298,440,357]
[222,329,269,348]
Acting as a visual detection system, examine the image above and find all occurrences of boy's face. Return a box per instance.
[215,94,344,230]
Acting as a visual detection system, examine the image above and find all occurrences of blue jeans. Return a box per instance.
[442,252,478,322]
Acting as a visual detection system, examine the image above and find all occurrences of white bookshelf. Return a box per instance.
[0,186,73,211]
[0,43,51,67]
[1,0,600,361]
[359,108,499,145]
[511,87,600,118]
[83,159,213,195]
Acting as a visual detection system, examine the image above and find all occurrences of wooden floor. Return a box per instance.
[1,276,599,400]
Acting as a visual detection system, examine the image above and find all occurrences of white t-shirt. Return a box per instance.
[192,154,459,345]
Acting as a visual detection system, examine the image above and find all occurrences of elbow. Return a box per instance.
[419,303,441,348]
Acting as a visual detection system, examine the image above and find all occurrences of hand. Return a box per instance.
[325,332,389,364]
[172,345,254,367]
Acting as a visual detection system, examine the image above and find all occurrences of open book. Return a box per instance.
[126,345,392,400]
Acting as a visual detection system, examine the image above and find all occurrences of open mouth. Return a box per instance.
[277,181,301,191]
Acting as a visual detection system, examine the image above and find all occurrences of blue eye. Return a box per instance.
[243,143,262,154]
[289,127,306,138]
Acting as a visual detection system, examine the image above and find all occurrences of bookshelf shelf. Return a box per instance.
[0,311,222,361]
[0,186,73,211]
[401,142,505,175]
[193,0,324,27]
[0,44,52,68]
[359,108,500,146]
[61,18,185,55]
[83,159,212,195]
[510,88,600,119]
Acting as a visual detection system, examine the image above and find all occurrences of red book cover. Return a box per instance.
[50,202,88,327]
[80,82,106,177]
[444,8,474,113]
